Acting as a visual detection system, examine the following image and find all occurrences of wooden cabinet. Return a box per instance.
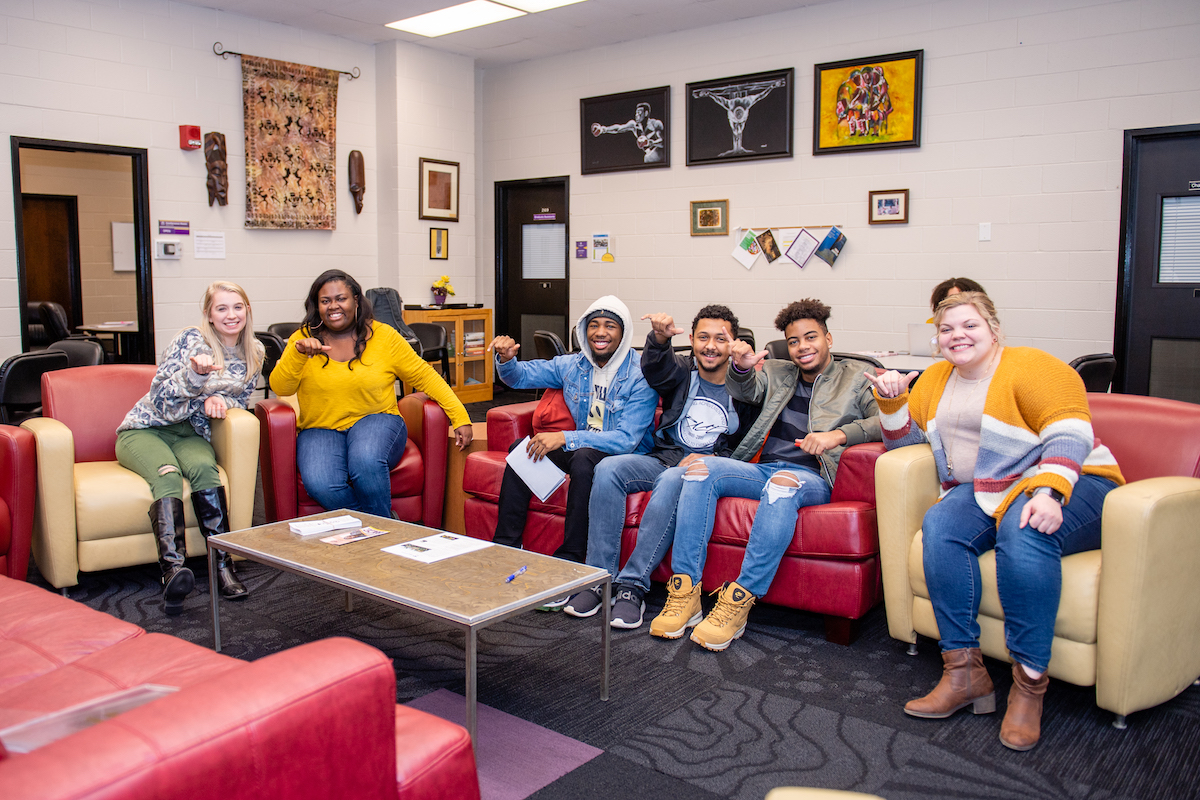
[403,307,493,403]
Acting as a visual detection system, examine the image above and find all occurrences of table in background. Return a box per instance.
[208,510,610,741]
[77,322,138,362]
[875,354,941,373]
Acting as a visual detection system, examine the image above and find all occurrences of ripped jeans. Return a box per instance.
[669,458,830,598]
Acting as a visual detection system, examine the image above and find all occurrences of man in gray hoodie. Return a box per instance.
[489,296,658,607]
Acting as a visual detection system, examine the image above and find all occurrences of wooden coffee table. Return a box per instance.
[206,511,610,740]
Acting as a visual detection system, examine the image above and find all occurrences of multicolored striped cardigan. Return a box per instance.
[875,346,1124,520]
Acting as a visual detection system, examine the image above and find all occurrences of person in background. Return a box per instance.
[562,305,758,628]
[488,295,658,610]
[930,277,986,316]
[649,299,881,651]
[116,281,264,615]
[866,291,1123,751]
[270,270,472,520]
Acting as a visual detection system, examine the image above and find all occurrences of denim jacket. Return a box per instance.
[495,350,658,455]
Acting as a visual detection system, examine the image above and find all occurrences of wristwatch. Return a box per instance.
[1033,486,1065,505]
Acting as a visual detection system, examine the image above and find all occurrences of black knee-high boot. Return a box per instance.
[151,496,194,616]
[191,486,248,600]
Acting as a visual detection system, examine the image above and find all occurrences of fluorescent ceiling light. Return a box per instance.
[386,1,526,37]
[501,0,588,11]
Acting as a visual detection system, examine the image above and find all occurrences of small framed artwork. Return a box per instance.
[869,189,909,224]
[813,50,923,155]
[580,86,670,175]
[687,68,793,166]
[430,228,449,258]
[419,158,459,222]
[690,199,729,236]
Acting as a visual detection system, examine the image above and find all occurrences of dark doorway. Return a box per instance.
[11,137,154,362]
[1115,124,1200,403]
[494,177,570,360]
[21,194,82,328]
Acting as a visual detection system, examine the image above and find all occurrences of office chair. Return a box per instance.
[267,322,301,341]
[765,339,788,360]
[0,350,70,424]
[254,331,287,399]
[1069,353,1116,393]
[36,302,74,343]
[736,327,755,350]
[25,302,50,349]
[833,351,885,369]
[409,322,451,380]
[533,330,568,360]
[47,338,105,368]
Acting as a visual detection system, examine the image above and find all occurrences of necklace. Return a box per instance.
[943,346,999,478]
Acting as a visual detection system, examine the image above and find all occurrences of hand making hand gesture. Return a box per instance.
[724,326,768,371]
[189,353,217,375]
[863,369,919,399]
[641,312,685,345]
[489,335,520,363]
[294,337,332,357]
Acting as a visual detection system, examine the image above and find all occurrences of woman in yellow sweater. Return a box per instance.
[867,292,1123,752]
[270,270,472,518]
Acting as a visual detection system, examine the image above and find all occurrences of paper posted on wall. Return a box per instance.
[814,227,847,267]
[382,532,493,564]
[785,228,820,268]
[731,228,760,269]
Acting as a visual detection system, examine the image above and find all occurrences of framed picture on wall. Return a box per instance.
[690,199,729,236]
[430,228,449,258]
[580,86,670,175]
[868,189,909,224]
[813,50,924,155]
[419,158,459,222]
[686,68,794,166]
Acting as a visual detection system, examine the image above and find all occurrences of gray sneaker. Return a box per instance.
[537,594,571,612]
[610,585,645,629]
[563,586,604,618]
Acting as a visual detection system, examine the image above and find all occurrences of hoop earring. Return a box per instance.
[309,319,323,330]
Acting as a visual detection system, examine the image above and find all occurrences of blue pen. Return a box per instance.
[504,565,528,583]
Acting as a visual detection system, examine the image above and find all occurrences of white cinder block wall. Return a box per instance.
[478,0,1200,361]
[0,0,379,358]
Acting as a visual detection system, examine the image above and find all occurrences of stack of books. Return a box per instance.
[462,331,486,357]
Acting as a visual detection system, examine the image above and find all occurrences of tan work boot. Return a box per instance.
[904,647,996,718]
[649,574,703,639]
[690,581,755,651]
[1000,662,1049,751]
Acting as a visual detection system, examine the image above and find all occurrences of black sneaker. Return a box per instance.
[563,586,604,618]
[537,594,571,612]
[610,585,645,629]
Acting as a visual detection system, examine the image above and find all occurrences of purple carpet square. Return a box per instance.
[407,689,603,800]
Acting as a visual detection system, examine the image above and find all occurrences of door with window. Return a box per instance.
[1115,124,1200,402]
[495,178,569,361]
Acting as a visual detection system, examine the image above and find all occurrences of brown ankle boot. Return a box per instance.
[1000,663,1049,751]
[904,647,996,718]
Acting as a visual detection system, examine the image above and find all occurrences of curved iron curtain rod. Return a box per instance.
[213,42,361,80]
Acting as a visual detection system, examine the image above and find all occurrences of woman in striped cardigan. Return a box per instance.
[867,292,1124,751]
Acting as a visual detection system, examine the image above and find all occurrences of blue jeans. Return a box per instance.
[296,413,408,519]
[921,475,1117,673]
[669,458,831,598]
[586,454,684,592]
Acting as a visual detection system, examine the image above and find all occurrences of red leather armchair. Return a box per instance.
[257,393,450,527]
[0,425,36,581]
[462,401,886,643]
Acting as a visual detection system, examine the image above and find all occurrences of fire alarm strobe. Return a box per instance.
[179,125,201,150]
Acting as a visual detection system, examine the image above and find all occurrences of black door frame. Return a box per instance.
[21,193,83,329]
[1114,122,1200,394]
[11,136,154,362]
[493,176,570,337]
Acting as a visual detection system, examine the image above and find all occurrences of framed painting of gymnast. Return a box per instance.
[685,68,794,166]
[580,86,671,175]
[813,50,923,155]
[419,158,459,222]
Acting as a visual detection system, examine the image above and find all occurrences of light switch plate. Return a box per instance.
[979,223,992,242]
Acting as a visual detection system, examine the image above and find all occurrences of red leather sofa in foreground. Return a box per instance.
[0,426,35,581]
[256,392,450,526]
[462,401,886,643]
[0,577,480,800]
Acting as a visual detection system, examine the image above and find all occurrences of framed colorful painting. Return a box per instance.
[419,158,459,222]
[813,50,923,155]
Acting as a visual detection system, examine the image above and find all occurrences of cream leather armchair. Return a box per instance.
[21,365,259,590]
[876,392,1200,727]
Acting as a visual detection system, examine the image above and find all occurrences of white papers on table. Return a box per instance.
[731,228,760,269]
[383,532,493,564]
[321,526,389,546]
[504,436,567,502]
[289,515,362,536]
[785,228,821,268]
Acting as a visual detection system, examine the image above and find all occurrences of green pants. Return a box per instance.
[116,423,221,501]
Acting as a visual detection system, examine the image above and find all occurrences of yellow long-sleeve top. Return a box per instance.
[270,321,470,432]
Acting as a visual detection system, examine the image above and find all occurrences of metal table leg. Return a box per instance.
[465,626,478,741]
[209,545,222,652]
[600,577,610,701]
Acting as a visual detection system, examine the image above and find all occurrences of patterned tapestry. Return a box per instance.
[242,55,338,230]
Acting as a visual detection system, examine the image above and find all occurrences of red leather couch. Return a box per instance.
[256,393,450,526]
[0,576,480,800]
[0,426,35,581]
[462,401,886,643]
